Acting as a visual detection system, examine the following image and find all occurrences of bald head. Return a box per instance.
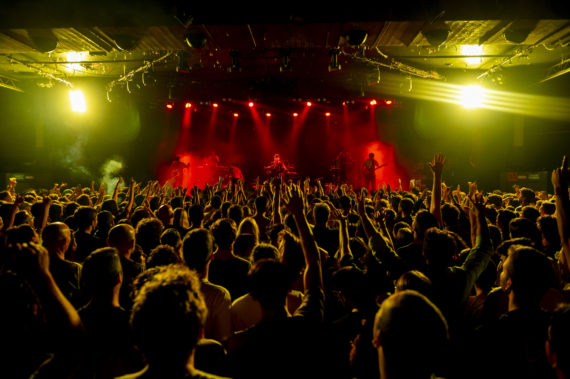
[108,224,136,256]
[42,222,71,255]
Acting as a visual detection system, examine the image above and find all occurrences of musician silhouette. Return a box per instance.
[362,153,386,191]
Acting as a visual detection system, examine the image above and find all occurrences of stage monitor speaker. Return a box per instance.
[500,171,549,192]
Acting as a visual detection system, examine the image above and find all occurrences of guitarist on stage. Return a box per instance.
[362,153,386,191]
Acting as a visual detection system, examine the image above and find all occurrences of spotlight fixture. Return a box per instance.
[185,32,207,48]
[185,102,192,108]
[504,20,538,44]
[69,90,86,113]
[343,30,368,47]
[370,99,377,105]
[228,51,242,73]
[248,102,254,108]
[306,101,312,107]
[266,113,271,117]
[166,102,174,110]
[325,112,331,117]
[212,103,218,108]
[328,49,341,72]
[421,21,450,47]
[385,100,393,105]
[29,30,58,53]
[293,112,299,117]
[233,113,239,117]
[279,49,292,72]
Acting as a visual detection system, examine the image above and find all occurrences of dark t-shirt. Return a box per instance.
[119,256,145,310]
[74,230,105,263]
[312,225,339,256]
[78,304,142,378]
[49,256,82,306]
[226,288,325,379]
[208,255,251,300]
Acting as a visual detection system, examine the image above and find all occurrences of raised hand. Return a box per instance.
[552,155,569,194]
[428,153,446,175]
[283,184,305,217]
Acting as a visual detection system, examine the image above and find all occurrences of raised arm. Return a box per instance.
[552,156,570,272]
[283,184,322,291]
[356,189,378,240]
[428,153,446,227]
[112,177,124,202]
[3,195,23,231]
[271,177,282,225]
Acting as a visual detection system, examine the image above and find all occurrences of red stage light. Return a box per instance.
[306,101,312,107]
[370,99,377,105]
[248,102,254,108]
[266,113,271,117]
[342,101,346,106]
[185,102,192,108]
[293,112,299,117]
[213,103,218,108]
[233,113,239,117]
[325,112,331,117]
[385,100,393,105]
[166,102,174,110]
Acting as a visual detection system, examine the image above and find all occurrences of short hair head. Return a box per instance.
[81,247,122,297]
[182,228,214,273]
[130,265,207,366]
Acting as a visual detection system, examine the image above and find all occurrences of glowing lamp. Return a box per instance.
[385,100,393,105]
[325,112,331,117]
[266,113,271,117]
[306,101,312,107]
[184,102,192,108]
[233,113,239,117]
[213,103,218,108]
[293,112,299,117]
[69,90,86,113]
[459,85,485,109]
[248,102,254,108]
[370,100,377,105]
[166,102,174,110]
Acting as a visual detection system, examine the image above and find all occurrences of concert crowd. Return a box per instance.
[1,153,569,379]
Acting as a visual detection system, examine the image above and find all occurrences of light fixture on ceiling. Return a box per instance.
[343,30,368,47]
[328,48,341,71]
[504,20,538,44]
[228,51,242,73]
[29,30,58,53]
[185,32,207,48]
[421,21,451,47]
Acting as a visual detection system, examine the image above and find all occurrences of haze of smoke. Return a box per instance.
[100,158,124,194]
[61,134,92,181]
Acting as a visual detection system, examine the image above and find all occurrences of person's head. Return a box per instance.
[398,198,414,217]
[537,216,561,253]
[107,224,136,256]
[173,207,189,229]
[519,187,536,206]
[521,206,540,223]
[278,230,305,276]
[48,203,63,222]
[423,228,457,270]
[251,243,279,262]
[313,202,330,226]
[509,217,541,246]
[373,290,449,379]
[210,218,237,251]
[131,208,152,229]
[14,210,33,227]
[441,203,459,227]
[238,217,259,243]
[331,266,372,310]
[161,228,182,251]
[499,245,554,309]
[395,270,432,298]
[255,196,268,214]
[130,265,207,368]
[546,304,570,378]
[101,199,119,217]
[368,153,374,159]
[394,227,413,250]
[232,233,256,260]
[97,211,115,233]
[156,204,174,226]
[41,222,71,255]
[248,259,291,311]
[273,153,281,162]
[75,206,97,231]
[487,194,503,209]
[76,194,92,206]
[412,210,438,242]
[339,195,352,212]
[136,218,164,255]
[228,204,243,226]
[209,195,222,210]
[81,247,122,298]
[539,202,556,216]
[182,228,214,274]
[188,204,204,227]
[147,245,182,269]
